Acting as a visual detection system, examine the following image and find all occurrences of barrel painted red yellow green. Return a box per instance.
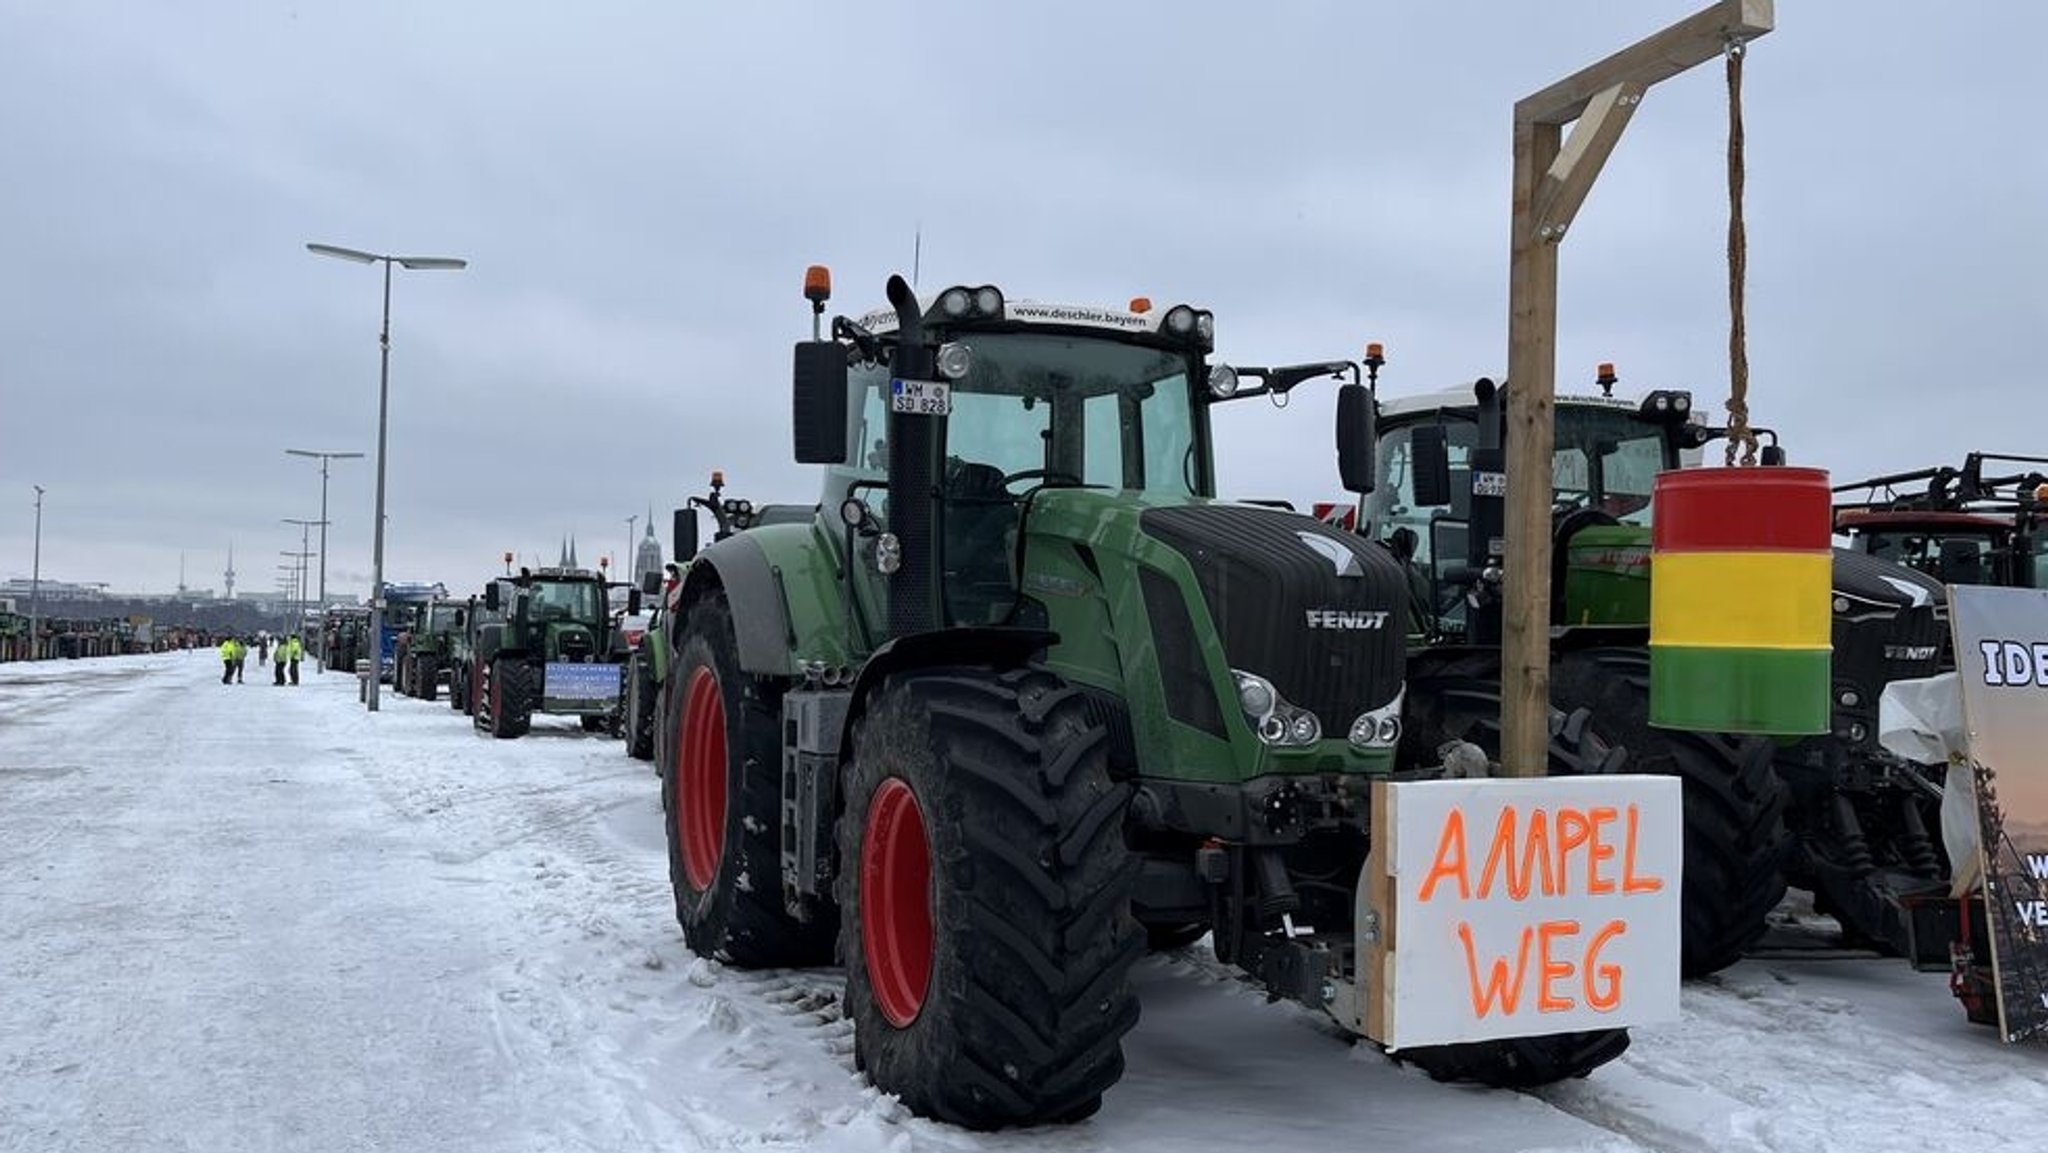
[1649,466,1831,733]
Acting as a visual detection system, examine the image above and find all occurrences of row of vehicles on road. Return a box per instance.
[366,263,2045,1131]
[625,267,2043,1129]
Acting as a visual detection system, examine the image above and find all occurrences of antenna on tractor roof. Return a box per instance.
[912,223,922,288]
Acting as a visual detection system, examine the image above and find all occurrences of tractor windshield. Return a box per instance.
[528,580,603,623]
[840,333,1201,497]
[1553,405,1669,524]
[1368,404,1673,570]
[834,330,1204,625]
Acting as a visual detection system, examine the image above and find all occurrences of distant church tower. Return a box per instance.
[634,507,664,587]
[223,542,237,601]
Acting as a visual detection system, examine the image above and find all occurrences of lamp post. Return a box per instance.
[282,519,325,635]
[307,242,467,711]
[624,513,638,584]
[28,485,44,661]
[284,449,363,612]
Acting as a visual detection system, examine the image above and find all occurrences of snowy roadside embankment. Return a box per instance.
[3,652,2045,1152]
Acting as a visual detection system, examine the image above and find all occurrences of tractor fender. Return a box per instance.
[676,532,799,676]
[836,626,1060,765]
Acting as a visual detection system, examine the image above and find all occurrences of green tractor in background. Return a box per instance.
[654,268,1647,1130]
[395,598,465,702]
[1360,372,1952,966]
[474,566,640,739]
[449,588,502,717]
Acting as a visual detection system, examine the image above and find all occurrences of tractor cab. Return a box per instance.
[1363,379,1700,641]
[488,568,615,662]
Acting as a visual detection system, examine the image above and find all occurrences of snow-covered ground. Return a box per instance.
[3,651,2045,1153]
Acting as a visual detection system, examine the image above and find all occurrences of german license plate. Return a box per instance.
[891,378,951,416]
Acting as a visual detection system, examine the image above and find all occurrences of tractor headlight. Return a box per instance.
[1233,670,1276,719]
[1208,365,1240,398]
[939,288,972,318]
[1164,305,1197,336]
[875,532,903,575]
[973,286,1003,316]
[1348,689,1406,751]
[935,341,974,380]
[1194,311,1215,345]
[1233,668,1321,748]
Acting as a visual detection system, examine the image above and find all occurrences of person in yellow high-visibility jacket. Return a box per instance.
[219,637,244,684]
[286,634,305,685]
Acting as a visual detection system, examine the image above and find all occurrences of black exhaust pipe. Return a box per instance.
[884,275,939,638]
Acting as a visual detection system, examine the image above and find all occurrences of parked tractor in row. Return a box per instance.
[394,598,465,702]
[651,268,1668,1129]
[472,567,638,739]
[1356,372,1954,967]
[1834,452,2048,590]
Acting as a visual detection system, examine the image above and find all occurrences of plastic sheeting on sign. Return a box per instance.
[1878,672,1981,896]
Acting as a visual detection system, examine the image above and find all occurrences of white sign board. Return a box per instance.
[1376,775,1683,1049]
[1950,585,2048,1043]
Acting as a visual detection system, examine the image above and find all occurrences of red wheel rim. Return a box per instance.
[676,667,728,892]
[860,777,933,1027]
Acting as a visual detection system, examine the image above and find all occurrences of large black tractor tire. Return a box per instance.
[1550,647,1792,977]
[418,657,439,703]
[479,657,532,739]
[1396,655,1633,1086]
[839,664,1142,1130]
[580,714,607,733]
[625,655,657,762]
[664,591,836,968]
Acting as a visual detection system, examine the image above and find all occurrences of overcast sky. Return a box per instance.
[3,1,2043,599]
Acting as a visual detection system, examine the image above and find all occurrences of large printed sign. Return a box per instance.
[1951,585,2048,1043]
[543,661,622,703]
[1369,776,1683,1049]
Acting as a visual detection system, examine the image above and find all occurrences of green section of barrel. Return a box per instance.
[1648,466,1832,733]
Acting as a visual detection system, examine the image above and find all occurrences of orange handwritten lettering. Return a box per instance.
[1537,920,1581,1012]
[1478,806,1559,900]
[1555,808,1591,884]
[1419,808,1470,902]
[1586,806,1619,894]
[1584,920,1626,1010]
[1621,804,1664,894]
[1459,921,1533,1018]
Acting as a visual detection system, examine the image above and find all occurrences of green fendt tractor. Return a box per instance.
[1362,373,1950,966]
[656,268,1645,1129]
[396,598,465,702]
[473,567,640,739]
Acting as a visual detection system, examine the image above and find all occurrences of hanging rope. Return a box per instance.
[1723,37,1759,467]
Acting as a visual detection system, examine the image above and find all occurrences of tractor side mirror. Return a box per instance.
[1336,382,1376,496]
[1761,444,1786,466]
[483,583,500,613]
[453,609,466,629]
[673,507,701,562]
[1411,424,1453,508]
[793,341,849,465]
[628,587,643,615]
[639,570,662,597]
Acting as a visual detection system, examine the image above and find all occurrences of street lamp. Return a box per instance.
[28,485,44,661]
[285,449,363,611]
[307,241,467,712]
[282,518,325,634]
